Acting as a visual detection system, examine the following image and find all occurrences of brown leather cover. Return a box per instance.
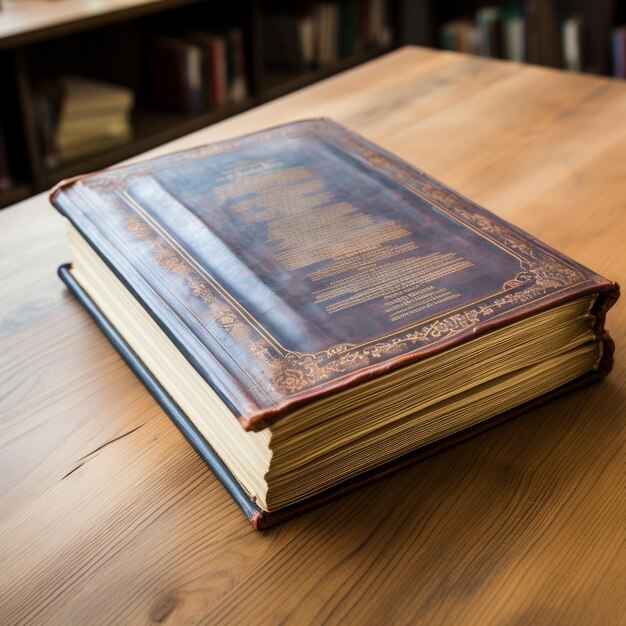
[50,118,619,433]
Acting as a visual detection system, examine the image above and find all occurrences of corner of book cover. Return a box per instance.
[250,510,270,530]
[593,280,620,378]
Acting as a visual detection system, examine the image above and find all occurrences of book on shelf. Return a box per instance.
[440,7,510,59]
[50,119,619,529]
[367,0,392,48]
[440,20,477,54]
[190,28,249,107]
[562,15,583,73]
[263,12,317,72]
[612,27,626,78]
[34,76,134,167]
[153,29,248,115]
[263,0,390,73]
[526,0,562,67]
[152,38,205,115]
[0,125,13,193]
[227,28,248,103]
[187,34,227,110]
[476,7,503,58]
[437,2,623,76]
[502,6,526,62]
[440,3,593,71]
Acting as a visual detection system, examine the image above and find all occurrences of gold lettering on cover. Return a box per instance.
[213,164,473,321]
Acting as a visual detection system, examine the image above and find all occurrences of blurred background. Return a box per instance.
[0,0,624,208]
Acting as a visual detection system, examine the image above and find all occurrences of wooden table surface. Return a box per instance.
[1,47,625,625]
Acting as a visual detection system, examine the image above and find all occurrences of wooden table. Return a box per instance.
[1,47,624,625]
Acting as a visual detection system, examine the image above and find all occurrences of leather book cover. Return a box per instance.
[50,118,618,430]
[51,118,619,527]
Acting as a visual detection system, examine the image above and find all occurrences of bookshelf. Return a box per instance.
[0,0,400,208]
[400,0,624,78]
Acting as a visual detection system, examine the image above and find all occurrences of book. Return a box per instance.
[152,38,204,115]
[612,27,626,78]
[476,7,503,58]
[367,0,391,48]
[33,91,60,170]
[50,119,619,529]
[0,125,12,192]
[562,15,583,72]
[315,3,340,65]
[262,1,381,75]
[440,20,477,54]
[503,6,526,62]
[526,0,562,68]
[263,13,316,72]
[227,28,248,103]
[57,76,133,120]
[34,76,134,166]
[188,32,227,110]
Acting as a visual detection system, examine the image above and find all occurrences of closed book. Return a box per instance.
[526,0,562,68]
[0,125,12,192]
[56,112,131,143]
[503,8,526,62]
[58,76,134,120]
[562,15,583,72]
[315,3,340,64]
[152,38,203,115]
[57,132,131,163]
[50,119,619,528]
[476,7,503,58]
[228,28,248,103]
[189,33,228,110]
[612,27,626,78]
[440,20,477,54]
[263,14,313,71]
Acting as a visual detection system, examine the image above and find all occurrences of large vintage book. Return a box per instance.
[50,118,619,529]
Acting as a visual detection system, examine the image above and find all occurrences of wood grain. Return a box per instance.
[1,47,625,625]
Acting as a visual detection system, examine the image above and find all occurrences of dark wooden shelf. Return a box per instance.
[262,47,392,100]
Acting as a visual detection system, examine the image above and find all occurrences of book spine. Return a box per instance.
[612,29,626,78]
[562,16,582,72]
[186,45,204,115]
[0,125,13,192]
[229,29,248,103]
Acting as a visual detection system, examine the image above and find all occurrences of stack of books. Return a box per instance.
[54,77,134,162]
[34,76,134,167]
[51,119,618,528]
[263,0,391,72]
[152,28,247,115]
